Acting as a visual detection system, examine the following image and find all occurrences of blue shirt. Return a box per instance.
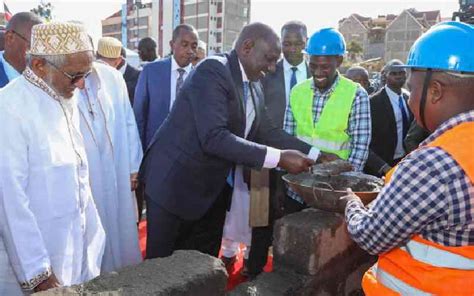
[0,51,21,81]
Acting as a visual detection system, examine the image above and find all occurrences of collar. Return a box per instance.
[422,110,474,146]
[171,56,192,74]
[283,58,306,73]
[1,51,21,79]
[311,72,340,95]
[238,58,249,83]
[23,67,62,102]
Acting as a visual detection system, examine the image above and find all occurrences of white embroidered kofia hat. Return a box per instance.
[29,22,92,55]
[97,37,122,58]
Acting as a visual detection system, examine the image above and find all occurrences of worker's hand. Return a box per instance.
[316,152,341,164]
[337,188,362,213]
[34,271,61,292]
[279,150,315,174]
[130,173,139,191]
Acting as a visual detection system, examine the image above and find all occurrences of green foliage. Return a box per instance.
[31,1,53,21]
[346,40,363,61]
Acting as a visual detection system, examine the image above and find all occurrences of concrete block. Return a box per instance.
[273,209,356,275]
[35,250,228,296]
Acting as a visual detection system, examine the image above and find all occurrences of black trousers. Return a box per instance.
[247,170,307,275]
[145,185,232,259]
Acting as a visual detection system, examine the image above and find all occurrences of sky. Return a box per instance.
[5,0,460,46]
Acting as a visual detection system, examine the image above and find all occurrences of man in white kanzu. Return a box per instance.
[0,22,105,294]
[75,48,143,272]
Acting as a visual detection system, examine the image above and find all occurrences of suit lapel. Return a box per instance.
[381,87,398,141]
[228,51,246,113]
[228,51,247,136]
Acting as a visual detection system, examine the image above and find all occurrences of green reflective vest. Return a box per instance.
[289,76,358,159]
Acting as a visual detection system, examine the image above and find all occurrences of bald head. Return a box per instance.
[346,66,370,91]
[234,22,281,82]
[6,12,43,35]
[234,22,279,50]
[4,12,43,73]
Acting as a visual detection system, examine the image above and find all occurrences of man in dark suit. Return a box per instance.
[365,60,413,176]
[244,20,311,277]
[0,12,42,88]
[134,24,198,150]
[141,22,325,259]
[120,48,141,105]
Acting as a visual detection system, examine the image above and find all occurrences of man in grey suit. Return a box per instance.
[141,23,327,259]
[247,21,311,277]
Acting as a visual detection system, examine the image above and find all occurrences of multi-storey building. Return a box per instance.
[338,9,440,62]
[101,0,250,57]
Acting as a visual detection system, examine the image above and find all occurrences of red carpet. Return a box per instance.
[138,220,273,291]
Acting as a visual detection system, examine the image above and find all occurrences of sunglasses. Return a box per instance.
[44,59,92,84]
[9,30,30,46]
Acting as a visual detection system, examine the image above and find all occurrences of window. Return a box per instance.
[217,2,223,13]
[217,17,222,28]
[216,32,222,43]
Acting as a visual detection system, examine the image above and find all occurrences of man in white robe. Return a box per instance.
[75,60,143,273]
[0,22,105,294]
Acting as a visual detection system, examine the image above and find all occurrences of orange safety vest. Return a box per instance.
[362,121,474,296]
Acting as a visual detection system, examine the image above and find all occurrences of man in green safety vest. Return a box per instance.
[284,27,372,207]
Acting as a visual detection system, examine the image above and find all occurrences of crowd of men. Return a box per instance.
[0,10,472,296]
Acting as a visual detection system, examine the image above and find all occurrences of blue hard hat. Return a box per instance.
[404,21,474,73]
[305,27,346,56]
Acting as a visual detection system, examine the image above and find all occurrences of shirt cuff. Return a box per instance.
[307,147,320,161]
[263,147,281,169]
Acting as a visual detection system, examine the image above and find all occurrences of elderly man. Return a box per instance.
[75,60,143,272]
[342,21,474,295]
[0,23,105,294]
[0,12,42,87]
[96,37,140,105]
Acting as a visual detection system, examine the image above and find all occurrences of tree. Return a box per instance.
[31,1,53,22]
[346,40,363,62]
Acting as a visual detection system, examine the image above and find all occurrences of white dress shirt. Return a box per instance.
[385,85,410,159]
[283,58,308,106]
[170,56,193,110]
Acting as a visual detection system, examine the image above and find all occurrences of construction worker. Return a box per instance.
[341,21,474,295]
[284,27,371,207]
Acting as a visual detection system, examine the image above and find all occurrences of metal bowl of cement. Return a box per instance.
[283,172,383,213]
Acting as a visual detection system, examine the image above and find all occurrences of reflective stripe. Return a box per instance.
[401,239,474,270]
[373,264,432,296]
[297,136,351,151]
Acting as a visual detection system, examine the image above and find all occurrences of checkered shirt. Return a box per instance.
[284,74,371,203]
[345,110,474,255]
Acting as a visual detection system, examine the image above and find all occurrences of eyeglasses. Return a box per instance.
[44,59,92,84]
[9,30,30,46]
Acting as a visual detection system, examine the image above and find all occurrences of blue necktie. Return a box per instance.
[290,67,298,90]
[399,95,409,137]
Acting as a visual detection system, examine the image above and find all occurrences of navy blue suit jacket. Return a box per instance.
[133,57,172,149]
[140,50,311,221]
[0,60,10,88]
